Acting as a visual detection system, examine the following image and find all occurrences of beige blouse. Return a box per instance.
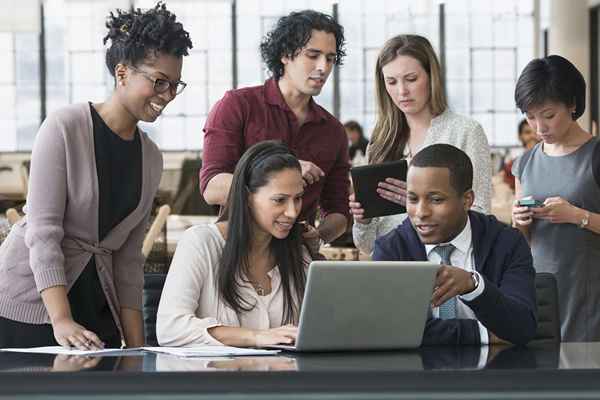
[156,224,307,347]
[353,109,492,255]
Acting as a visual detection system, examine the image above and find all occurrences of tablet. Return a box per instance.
[350,160,408,218]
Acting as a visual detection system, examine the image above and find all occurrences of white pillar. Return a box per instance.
[549,0,590,129]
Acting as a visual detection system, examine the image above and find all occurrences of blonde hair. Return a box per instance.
[369,35,447,164]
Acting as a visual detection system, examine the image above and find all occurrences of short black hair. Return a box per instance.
[410,144,473,195]
[103,2,193,78]
[518,119,530,135]
[259,10,346,80]
[515,55,586,120]
[343,120,363,136]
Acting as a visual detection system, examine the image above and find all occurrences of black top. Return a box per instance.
[67,103,142,346]
[349,137,369,160]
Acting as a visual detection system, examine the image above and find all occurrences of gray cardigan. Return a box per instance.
[0,103,163,338]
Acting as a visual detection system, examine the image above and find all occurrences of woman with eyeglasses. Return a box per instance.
[0,3,192,350]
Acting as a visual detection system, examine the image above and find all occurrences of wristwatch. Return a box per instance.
[471,272,481,290]
[579,211,591,229]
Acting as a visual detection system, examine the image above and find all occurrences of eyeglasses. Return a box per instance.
[129,66,187,95]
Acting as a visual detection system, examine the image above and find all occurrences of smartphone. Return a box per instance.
[517,198,544,208]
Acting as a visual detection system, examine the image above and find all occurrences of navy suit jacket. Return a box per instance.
[373,211,537,346]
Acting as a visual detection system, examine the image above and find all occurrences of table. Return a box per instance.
[2,343,600,398]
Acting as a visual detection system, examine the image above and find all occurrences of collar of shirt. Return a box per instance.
[424,218,472,260]
[263,78,328,124]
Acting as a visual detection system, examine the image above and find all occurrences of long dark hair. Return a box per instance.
[217,141,307,324]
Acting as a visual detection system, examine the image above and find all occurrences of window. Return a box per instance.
[1,0,537,151]
[446,0,535,146]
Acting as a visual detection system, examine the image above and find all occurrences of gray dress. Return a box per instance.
[513,138,600,342]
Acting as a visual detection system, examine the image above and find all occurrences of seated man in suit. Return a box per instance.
[373,144,537,346]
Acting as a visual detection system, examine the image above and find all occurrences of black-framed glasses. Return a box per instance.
[129,66,187,95]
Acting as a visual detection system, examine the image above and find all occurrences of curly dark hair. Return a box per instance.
[103,2,193,78]
[260,10,346,80]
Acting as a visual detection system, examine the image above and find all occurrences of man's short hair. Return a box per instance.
[259,10,346,80]
[410,144,473,195]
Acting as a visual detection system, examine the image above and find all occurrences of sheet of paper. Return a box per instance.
[0,346,141,356]
[1,345,279,358]
[142,346,280,358]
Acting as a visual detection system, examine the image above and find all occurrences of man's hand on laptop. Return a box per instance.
[431,266,476,308]
[254,325,298,347]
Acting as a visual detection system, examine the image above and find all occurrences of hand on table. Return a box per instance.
[52,317,104,350]
[254,325,298,347]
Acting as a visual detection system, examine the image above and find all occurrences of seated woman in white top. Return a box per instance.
[157,141,311,347]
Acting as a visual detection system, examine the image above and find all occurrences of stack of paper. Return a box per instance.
[0,346,140,356]
[142,346,279,358]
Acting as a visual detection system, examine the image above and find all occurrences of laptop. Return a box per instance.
[268,260,439,352]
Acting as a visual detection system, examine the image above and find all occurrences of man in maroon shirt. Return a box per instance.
[200,10,350,245]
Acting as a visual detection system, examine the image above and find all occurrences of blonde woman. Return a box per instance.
[350,35,492,255]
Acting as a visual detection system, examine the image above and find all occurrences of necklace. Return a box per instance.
[249,277,269,296]
[254,284,265,296]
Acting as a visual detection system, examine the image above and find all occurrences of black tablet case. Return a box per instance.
[350,160,408,218]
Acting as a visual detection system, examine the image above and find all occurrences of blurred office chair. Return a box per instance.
[533,272,561,343]
[171,158,217,215]
[19,161,30,200]
[142,204,171,259]
[142,204,171,346]
[143,272,167,346]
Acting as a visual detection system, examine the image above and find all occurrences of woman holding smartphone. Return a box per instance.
[512,55,600,342]
[0,3,193,349]
[349,35,492,255]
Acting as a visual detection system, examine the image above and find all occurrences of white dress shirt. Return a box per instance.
[424,219,489,345]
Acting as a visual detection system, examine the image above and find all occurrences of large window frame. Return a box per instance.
[2,0,541,152]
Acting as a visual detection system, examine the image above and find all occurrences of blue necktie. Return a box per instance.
[434,244,457,319]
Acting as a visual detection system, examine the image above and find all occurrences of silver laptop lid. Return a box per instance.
[295,261,439,352]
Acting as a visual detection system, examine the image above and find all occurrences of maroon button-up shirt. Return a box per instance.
[200,78,350,222]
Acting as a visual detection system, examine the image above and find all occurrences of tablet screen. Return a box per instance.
[350,160,408,218]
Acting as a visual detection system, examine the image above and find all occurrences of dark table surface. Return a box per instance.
[1,342,600,399]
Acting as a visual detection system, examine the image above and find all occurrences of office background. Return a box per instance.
[0,0,598,153]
